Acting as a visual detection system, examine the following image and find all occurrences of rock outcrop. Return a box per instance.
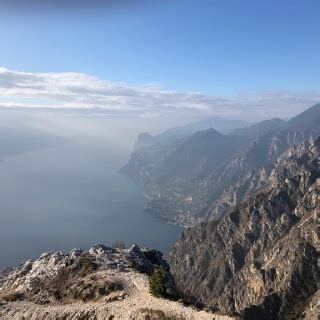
[0,244,234,320]
[167,138,320,319]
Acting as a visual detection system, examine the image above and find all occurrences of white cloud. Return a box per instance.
[0,67,319,120]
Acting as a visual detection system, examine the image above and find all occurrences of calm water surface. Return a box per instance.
[0,139,182,269]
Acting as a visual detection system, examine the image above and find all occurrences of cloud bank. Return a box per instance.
[0,68,319,121]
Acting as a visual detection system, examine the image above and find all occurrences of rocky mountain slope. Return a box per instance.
[167,138,320,319]
[202,129,309,220]
[121,103,320,226]
[0,244,234,320]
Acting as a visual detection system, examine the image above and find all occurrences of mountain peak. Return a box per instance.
[133,132,155,151]
[287,103,320,129]
[191,127,224,139]
[137,132,153,139]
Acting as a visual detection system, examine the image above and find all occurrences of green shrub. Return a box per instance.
[149,266,170,298]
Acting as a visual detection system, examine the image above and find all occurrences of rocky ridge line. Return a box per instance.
[0,244,234,320]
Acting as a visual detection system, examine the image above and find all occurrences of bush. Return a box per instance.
[149,266,171,298]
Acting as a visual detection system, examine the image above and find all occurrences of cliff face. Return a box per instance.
[0,244,234,320]
[203,129,310,220]
[167,138,320,319]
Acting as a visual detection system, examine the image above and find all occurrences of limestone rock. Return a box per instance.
[167,138,320,319]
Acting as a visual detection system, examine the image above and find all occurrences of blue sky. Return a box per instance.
[0,0,319,120]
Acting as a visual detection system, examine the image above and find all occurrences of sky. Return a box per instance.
[0,0,319,122]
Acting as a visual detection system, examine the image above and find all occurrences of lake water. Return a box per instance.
[0,138,182,269]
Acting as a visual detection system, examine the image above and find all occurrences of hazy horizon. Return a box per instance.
[0,112,186,269]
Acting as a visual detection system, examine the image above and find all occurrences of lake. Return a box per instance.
[0,137,182,269]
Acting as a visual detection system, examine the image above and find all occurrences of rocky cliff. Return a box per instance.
[167,138,320,320]
[0,244,234,320]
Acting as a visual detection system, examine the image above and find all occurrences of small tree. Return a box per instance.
[149,266,170,298]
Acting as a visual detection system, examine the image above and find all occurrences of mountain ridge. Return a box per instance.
[121,104,320,226]
[133,117,252,151]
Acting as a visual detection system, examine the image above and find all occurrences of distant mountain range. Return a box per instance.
[121,103,320,226]
[133,117,252,151]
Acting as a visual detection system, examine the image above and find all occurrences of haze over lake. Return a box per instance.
[0,113,182,269]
